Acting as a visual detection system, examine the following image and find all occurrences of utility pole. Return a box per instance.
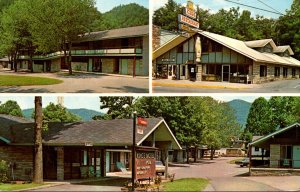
[132,111,137,191]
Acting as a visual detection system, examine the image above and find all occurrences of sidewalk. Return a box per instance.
[153,79,258,90]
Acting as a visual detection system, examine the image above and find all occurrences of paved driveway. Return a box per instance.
[0,71,149,93]
[169,157,300,191]
[153,78,300,93]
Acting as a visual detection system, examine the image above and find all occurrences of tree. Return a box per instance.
[93,97,135,120]
[245,97,273,136]
[0,0,33,71]
[33,96,43,184]
[41,103,81,123]
[28,0,99,75]
[0,100,23,117]
[268,96,298,128]
[153,0,182,31]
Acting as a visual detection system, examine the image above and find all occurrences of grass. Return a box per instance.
[162,178,209,191]
[82,178,129,186]
[0,75,63,86]
[0,183,45,191]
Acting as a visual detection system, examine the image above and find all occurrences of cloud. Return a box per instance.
[152,0,168,11]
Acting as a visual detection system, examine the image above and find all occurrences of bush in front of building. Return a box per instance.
[0,160,8,183]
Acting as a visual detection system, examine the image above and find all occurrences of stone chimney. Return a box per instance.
[152,25,161,51]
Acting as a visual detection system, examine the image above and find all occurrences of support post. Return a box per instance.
[132,111,137,191]
[133,56,136,78]
[249,144,252,175]
[100,149,105,177]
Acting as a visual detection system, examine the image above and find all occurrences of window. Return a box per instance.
[181,65,186,76]
[177,45,183,53]
[292,68,296,77]
[255,147,259,152]
[283,67,288,78]
[275,67,280,77]
[260,65,267,77]
[281,145,292,159]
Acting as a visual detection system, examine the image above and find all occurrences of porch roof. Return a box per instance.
[2,117,181,150]
[249,123,300,146]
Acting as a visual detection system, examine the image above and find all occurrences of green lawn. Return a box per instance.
[163,178,209,191]
[0,75,63,86]
[0,183,45,191]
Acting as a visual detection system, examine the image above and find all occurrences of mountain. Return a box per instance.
[92,3,149,31]
[228,99,252,128]
[22,108,104,121]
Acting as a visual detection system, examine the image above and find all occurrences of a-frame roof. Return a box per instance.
[249,123,300,146]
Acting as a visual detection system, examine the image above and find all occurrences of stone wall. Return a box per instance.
[51,58,61,72]
[251,168,300,176]
[252,62,300,84]
[0,146,33,181]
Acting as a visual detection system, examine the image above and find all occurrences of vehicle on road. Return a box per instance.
[155,161,165,175]
[235,158,249,167]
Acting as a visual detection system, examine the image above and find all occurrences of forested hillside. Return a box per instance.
[228,99,251,128]
[92,3,149,31]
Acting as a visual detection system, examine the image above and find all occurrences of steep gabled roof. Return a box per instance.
[274,45,294,55]
[249,123,300,146]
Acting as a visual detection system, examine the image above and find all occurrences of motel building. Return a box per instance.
[0,115,181,181]
[12,25,149,76]
[153,27,300,84]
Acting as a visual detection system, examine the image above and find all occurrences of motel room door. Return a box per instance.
[222,65,230,82]
[292,146,300,168]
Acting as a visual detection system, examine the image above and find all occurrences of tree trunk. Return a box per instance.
[186,146,190,164]
[33,96,43,184]
[210,149,214,160]
[13,52,17,72]
[67,42,73,75]
[194,146,197,163]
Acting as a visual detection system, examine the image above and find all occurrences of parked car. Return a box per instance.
[155,161,165,175]
[235,158,249,167]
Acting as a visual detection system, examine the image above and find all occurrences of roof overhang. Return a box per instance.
[153,32,196,60]
[249,123,300,146]
[137,119,182,150]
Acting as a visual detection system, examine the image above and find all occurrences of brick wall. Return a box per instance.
[0,146,33,181]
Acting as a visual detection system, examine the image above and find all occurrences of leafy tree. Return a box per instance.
[0,0,15,13]
[40,103,81,123]
[0,0,33,71]
[245,97,273,136]
[0,100,23,117]
[153,0,182,31]
[28,0,99,75]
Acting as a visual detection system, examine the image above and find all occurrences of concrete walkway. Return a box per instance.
[0,70,149,93]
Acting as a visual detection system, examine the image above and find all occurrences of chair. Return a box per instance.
[116,162,129,174]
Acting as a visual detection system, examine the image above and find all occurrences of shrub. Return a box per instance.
[0,160,9,183]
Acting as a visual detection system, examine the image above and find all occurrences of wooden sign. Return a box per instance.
[178,14,199,29]
[135,150,156,180]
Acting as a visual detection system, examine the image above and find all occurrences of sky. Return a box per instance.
[96,0,149,13]
[0,96,272,111]
[152,0,293,19]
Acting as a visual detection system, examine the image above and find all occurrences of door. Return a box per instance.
[120,59,127,75]
[222,65,230,82]
[188,64,196,81]
[292,146,300,168]
[105,152,110,173]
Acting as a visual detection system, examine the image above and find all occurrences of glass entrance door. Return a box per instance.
[222,65,230,82]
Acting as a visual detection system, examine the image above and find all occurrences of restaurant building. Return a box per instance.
[15,25,149,76]
[0,115,181,181]
[153,27,300,84]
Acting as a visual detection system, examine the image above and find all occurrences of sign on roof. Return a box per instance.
[178,14,199,29]
[178,1,199,31]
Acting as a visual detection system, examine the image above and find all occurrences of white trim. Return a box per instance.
[250,123,300,146]
[137,119,182,150]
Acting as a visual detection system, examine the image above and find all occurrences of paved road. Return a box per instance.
[153,79,300,93]
[169,157,300,191]
[0,71,149,93]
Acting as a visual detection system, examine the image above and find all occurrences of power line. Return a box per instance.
[224,0,284,15]
[256,0,283,15]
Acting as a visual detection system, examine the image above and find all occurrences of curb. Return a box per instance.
[152,82,247,90]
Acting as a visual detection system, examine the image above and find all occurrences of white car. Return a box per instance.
[155,161,165,175]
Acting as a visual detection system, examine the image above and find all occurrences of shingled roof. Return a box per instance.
[0,114,33,143]
[3,117,181,149]
[76,25,149,42]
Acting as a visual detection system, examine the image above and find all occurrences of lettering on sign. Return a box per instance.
[178,14,199,29]
[135,151,156,180]
[183,7,196,19]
